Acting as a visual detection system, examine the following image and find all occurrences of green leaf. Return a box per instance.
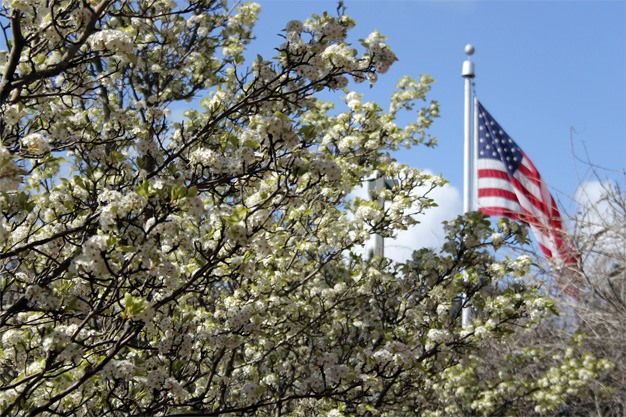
[136,179,152,198]
[243,139,259,149]
[123,293,146,319]
[187,186,198,199]
[115,245,137,253]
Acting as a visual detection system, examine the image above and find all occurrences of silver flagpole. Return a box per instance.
[461,44,475,327]
[462,44,475,213]
[368,172,385,258]
[367,172,398,259]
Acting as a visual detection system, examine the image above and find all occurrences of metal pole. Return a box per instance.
[367,172,385,258]
[462,44,475,213]
[374,175,385,258]
[462,44,475,328]
[367,173,398,259]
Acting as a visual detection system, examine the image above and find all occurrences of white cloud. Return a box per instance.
[385,181,462,263]
[574,180,620,237]
[352,172,463,263]
[574,180,624,270]
[574,180,608,208]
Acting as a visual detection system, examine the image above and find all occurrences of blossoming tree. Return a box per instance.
[0,0,610,415]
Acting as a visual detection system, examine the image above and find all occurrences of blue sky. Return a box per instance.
[247,0,625,258]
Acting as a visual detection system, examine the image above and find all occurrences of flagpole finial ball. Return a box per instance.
[465,44,475,56]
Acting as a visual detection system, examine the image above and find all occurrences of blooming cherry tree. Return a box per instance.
[0,1,609,415]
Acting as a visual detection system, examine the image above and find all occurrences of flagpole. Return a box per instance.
[462,44,475,213]
[462,44,475,328]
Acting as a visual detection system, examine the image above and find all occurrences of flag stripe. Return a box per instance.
[475,100,576,272]
[479,188,519,202]
[479,167,556,226]
[478,161,546,207]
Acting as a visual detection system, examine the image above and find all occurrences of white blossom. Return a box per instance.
[1,103,23,125]
[89,29,133,54]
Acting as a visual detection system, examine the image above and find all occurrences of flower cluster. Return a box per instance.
[72,234,109,276]
[362,31,397,74]
[89,29,133,54]
[1,104,23,126]
[22,133,50,155]
[309,155,342,182]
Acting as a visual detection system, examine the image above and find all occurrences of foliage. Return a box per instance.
[0,0,610,415]
[560,177,625,416]
[472,175,625,417]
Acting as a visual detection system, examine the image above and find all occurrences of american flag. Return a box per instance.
[475,100,577,270]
